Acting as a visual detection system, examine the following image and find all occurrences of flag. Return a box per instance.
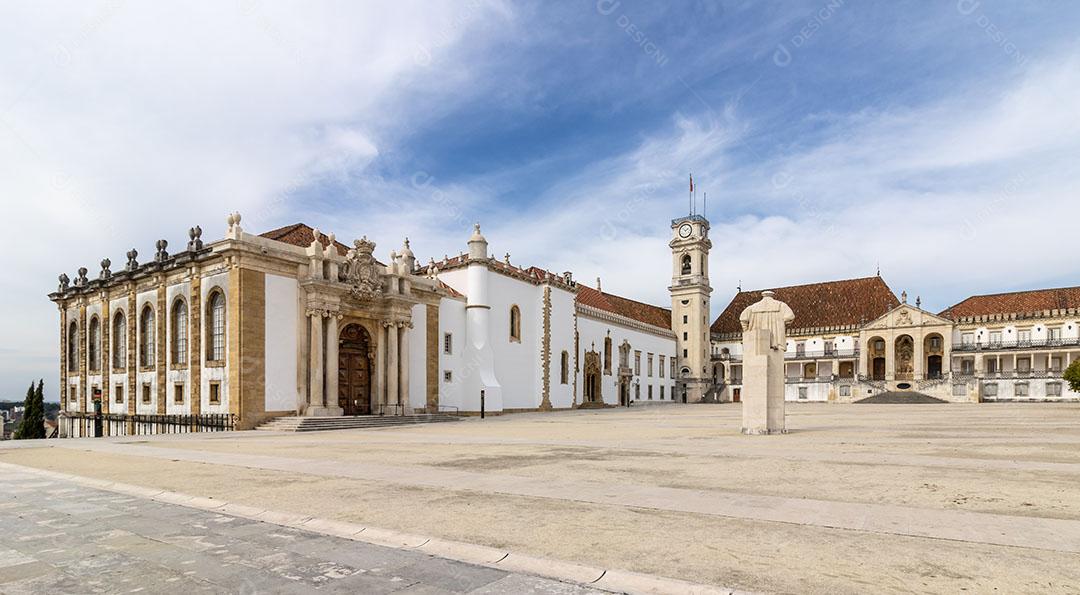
[689,173,694,193]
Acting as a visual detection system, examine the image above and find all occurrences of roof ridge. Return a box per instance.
[945,284,1080,305]
[737,275,889,294]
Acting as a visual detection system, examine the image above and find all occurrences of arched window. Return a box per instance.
[172,298,187,365]
[139,305,155,368]
[509,305,521,342]
[88,316,100,372]
[681,254,692,275]
[67,321,78,372]
[560,351,569,384]
[112,311,126,369]
[207,290,225,362]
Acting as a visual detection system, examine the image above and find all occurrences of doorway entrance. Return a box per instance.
[338,323,372,416]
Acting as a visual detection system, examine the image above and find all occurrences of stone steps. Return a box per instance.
[256,414,462,432]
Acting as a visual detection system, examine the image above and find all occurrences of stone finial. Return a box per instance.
[311,227,322,248]
[99,258,112,280]
[467,223,488,260]
[58,273,70,292]
[154,239,169,262]
[563,271,573,283]
[596,276,602,291]
[916,295,922,309]
[75,267,88,287]
[504,252,511,264]
[901,290,908,304]
[125,249,139,271]
[187,226,204,251]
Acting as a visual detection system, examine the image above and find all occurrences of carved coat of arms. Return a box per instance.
[340,236,384,300]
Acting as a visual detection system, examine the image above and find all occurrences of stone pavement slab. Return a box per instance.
[0,468,605,595]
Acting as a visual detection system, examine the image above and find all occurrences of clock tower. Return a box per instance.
[669,214,712,403]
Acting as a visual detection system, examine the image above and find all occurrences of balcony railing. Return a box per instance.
[953,337,1080,352]
[786,348,860,360]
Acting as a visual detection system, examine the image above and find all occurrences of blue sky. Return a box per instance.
[2,1,1079,400]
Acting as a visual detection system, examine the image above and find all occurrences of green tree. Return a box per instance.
[14,379,45,440]
[1064,359,1080,394]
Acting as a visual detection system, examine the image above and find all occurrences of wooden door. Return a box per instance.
[338,324,372,416]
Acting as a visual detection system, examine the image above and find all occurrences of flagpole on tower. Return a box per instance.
[688,173,694,216]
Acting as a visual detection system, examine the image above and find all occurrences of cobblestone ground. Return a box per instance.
[0,468,600,595]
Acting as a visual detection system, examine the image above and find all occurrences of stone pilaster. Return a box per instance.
[59,305,67,410]
[400,321,412,414]
[425,304,439,413]
[101,297,110,416]
[156,282,166,414]
[78,303,87,413]
[308,310,324,412]
[387,321,399,409]
[326,313,340,413]
[540,285,552,411]
[127,290,136,418]
[375,322,386,408]
[190,275,202,415]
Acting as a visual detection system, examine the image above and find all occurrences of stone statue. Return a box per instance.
[739,290,795,350]
[739,291,794,435]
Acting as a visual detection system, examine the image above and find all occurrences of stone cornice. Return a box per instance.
[576,303,675,339]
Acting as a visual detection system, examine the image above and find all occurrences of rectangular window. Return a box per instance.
[659,355,665,378]
[671,359,677,378]
[209,381,221,404]
[1048,327,1062,341]
[142,383,152,404]
[443,370,452,382]
[682,315,687,324]
[1051,357,1062,373]
[796,342,806,356]
[671,385,675,400]
[798,387,808,400]
[1017,329,1031,344]
[443,333,452,355]
[69,386,76,405]
[961,360,974,375]
[930,336,942,350]
[647,354,654,377]
[982,383,998,397]
[114,385,123,404]
[1017,358,1031,373]
[1048,382,1063,397]
[824,340,834,356]
[962,333,975,345]
[634,351,641,376]
[839,385,850,397]
[682,332,688,340]
[660,386,665,399]
[682,349,687,358]
[174,383,184,404]
[1015,383,1029,397]
[986,359,998,374]
[989,331,1002,346]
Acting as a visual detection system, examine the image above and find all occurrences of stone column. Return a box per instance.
[913,336,924,380]
[156,283,166,414]
[399,322,412,415]
[79,303,87,413]
[325,314,343,416]
[375,323,386,409]
[308,311,324,414]
[387,321,399,413]
[59,306,67,411]
[102,297,111,417]
[190,276,202,416]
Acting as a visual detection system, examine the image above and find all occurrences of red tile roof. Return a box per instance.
[576,285,672,330]
[939,286,1080,319]
[711,276,899,337]
[259,223,350,256]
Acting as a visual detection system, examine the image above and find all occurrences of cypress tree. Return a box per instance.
[30,379,45,439]
[13,382,34,440]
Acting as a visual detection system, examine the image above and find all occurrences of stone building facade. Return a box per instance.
[51,211,708,433]
[711,278,1080,403]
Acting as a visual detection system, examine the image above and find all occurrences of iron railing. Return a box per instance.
[786,348,860,360]
[953,337,1080,352]
[59,412,236,438]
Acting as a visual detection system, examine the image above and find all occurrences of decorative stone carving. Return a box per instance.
[340,236,384,301]
[226,212,242,234]
[58,273,70,292]
[739,290,795,351]
[125,249,138,272]
[897,309,913,326]
[74,267,88,287]
[154,239,169,262]
[187,226,203,251]
[99,258,112,280]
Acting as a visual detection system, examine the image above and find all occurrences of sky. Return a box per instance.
[2,1,1079,400]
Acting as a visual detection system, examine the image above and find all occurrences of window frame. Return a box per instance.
[206,290,226,363]
[171,298,188,366]
[509,305,521,343]
[112,311,127,370]
[139,305,155,369]
[88,315,101,372]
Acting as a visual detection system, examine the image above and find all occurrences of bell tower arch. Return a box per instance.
[669,214,712,403]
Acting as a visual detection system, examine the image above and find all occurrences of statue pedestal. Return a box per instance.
[741,328,786,435]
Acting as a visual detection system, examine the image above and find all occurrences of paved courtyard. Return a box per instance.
[3,402,1080,593]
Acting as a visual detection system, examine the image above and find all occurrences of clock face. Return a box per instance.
[679,223,693,238]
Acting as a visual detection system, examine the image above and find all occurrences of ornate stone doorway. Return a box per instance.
[895,335,914,381]
[583,350,602,405]
[338,323,373,416]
